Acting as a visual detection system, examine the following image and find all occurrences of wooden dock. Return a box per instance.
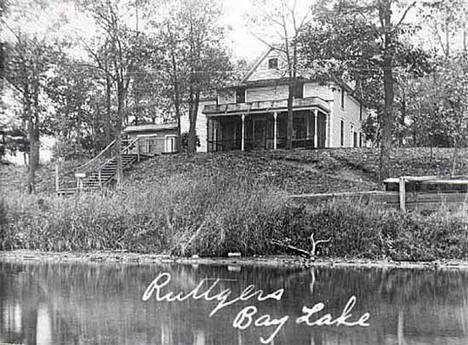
[291,176,468,212]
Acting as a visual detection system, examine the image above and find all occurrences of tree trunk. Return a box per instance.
[286,44,298,150]
[26,95,37,194]
[27,116,38,194]
[26,77,40,194]
[170,48,182,152]
[379,66,394,181]
[105,74,112,148]
[187,90,200,155]
[286,81,294,150]
[379,1,395,182]
[399,92,406,147]
[115,80,125,186]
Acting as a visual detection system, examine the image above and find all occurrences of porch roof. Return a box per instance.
[202,97,330,116]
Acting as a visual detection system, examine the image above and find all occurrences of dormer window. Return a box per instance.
[268,58,278,69]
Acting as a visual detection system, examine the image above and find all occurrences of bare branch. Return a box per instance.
[394,1,417,29]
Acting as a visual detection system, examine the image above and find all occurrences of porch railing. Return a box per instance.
[204,96,331,115]
[207,136,319,152]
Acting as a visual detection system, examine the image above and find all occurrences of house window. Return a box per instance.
[268,58,278,69]
[165,135,177,153]
[340,120,344,146]
[341,88,345,108]
[359,132,363,147]
[353,131,358,147]
[235,88,245,103]
[294,81,303,98]
[359,103,363,121]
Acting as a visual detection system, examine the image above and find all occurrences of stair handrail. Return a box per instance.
[96,137,140,173]
[91,137,140,188]
[122,136,139,154]
[76,139,116,175]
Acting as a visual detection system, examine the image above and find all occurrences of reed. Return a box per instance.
[1,176,468,260]
[1,174,291,254]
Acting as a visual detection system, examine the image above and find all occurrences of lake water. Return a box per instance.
[0,260,467,345]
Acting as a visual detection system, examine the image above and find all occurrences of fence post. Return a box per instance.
[399,177,406,212]
[98,169,102,189]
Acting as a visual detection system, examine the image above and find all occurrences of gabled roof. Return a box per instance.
[228,44,366,106]
[240,46,276,84]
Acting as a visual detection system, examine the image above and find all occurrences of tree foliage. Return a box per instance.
[152,0,231,154]
[300,0,431,180]
[249,0,313,150]
[3,33,62,192]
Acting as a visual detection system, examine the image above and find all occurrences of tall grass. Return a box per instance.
[1,174,295,255]
[301,199,468,261]
[2,175,468,260]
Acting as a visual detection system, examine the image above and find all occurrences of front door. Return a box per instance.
[253,118,266,149]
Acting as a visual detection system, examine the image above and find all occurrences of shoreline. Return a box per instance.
[1,250,468,270]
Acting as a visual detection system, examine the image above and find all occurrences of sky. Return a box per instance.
[221,0,266,62]
[4,0,458,63]
[1,0,268,63]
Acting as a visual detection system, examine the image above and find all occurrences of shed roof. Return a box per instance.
[124,123,178,133]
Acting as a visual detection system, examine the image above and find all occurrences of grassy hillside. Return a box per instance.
[1,147,468,260]
[0,159,85,194]
[127,147,468,194]
[126,150,376,194]
[2,147,468,195]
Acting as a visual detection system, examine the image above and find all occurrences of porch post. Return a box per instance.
[273,112,278,150]
[241,114,245,151]
[314,109,318,148]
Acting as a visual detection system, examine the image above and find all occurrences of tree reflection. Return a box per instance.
[0,261,467,345]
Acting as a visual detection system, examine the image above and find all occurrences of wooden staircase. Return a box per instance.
[78,154,140,191]
[56,137,145,195]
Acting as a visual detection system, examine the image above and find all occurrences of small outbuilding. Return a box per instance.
[123,123,178,155]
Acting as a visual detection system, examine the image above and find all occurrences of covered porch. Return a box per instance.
[204,96,330,152]
[204,97,330,152]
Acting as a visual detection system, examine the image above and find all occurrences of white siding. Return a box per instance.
[303,82,332,101]
[180,99,216,152]
[247,49,288,81]
[246,85,289,102]
[329,87,364,147]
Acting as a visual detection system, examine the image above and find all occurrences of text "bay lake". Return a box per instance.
[142,272,370,344]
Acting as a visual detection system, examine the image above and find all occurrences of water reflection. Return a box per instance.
[0,261,467,345]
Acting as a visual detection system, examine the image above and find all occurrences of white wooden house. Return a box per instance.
[182,46,367,152]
